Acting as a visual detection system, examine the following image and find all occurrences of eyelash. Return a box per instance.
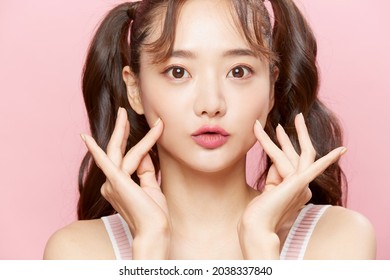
[227,65,254,79]
[163,66,191,80]
[162,65,254,80]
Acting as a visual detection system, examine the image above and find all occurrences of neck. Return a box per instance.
[159,153,258,235]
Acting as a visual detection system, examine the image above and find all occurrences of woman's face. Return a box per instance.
[137,0,274,172]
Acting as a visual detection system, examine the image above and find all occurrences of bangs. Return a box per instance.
[228,0,277,63]
[142,0,277,65]
[142,0,186,64]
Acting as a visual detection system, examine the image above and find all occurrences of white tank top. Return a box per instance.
[102,203,330,260]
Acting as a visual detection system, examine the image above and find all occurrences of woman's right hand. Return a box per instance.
[81,107,170,259]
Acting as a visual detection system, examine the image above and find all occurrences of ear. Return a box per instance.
[122,66,144,115]
[268,66,279,113]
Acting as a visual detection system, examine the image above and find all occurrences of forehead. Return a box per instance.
[139,0,273,66]
[175,0,249,49]
[144,0,252,50]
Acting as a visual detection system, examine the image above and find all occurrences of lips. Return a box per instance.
[191,125,230,149]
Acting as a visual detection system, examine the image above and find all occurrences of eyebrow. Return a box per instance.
[222,49,257,58]
[170,48,257,59]
[171,50,196,59]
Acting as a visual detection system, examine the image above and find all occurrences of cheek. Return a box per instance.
[138,78,173,126]
[246,97,269,121]
[230,85,271,124]
[138,66,193,126]
[139,91,191,146]
[229,84,272,146]
[241,101,267,139]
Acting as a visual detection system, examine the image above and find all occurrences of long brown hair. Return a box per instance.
[78,0,346,220]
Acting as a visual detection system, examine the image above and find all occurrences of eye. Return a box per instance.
[164,66,190,80]
[227,66,253,79]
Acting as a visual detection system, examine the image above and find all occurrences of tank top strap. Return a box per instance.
[101,214,133,260]
[280,204,331,260]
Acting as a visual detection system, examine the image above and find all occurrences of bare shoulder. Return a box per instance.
[43,219,115,260]
[305,206,376,259]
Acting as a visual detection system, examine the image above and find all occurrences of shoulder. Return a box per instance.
[305,205,376,259]
[43,218,115,260]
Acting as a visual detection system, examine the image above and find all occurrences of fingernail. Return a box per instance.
[117,107,123,117]
[340,147,347,155]
[153,118,161,127]
[255,120,263,129]
[80,133,87,142]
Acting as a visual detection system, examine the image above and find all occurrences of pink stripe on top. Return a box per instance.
[101,214,132,260]
[280,204,331,260]
[102,204,330,260]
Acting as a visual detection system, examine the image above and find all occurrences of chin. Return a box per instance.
[185,153,245,174]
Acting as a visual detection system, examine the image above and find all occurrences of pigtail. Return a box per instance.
[78,1,150,220]
[259,0,347,205]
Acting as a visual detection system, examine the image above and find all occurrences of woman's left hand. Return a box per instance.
[238,113,346,259]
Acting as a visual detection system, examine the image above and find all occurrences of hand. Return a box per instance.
[239,113,346,259]
[80,107,170,259]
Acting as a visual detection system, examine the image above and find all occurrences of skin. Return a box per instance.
[44,0,376,260]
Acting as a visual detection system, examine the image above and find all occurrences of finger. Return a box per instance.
[122,118,163,174]
[121,116,130,155]
[107,107,130,166]
[254,120,294,178]
[295,114,317,171]
[301,146,346,184]
[137,153,160,190]
[264,164,283,190]
[81,133,122,182]
[276,124,299,167]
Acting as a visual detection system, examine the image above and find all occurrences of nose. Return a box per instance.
[193,75,227,118]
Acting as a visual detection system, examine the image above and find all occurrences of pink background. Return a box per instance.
[1,0,389,259]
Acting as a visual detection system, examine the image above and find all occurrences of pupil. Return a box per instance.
[173,68,184,78]
[233,67,244,78]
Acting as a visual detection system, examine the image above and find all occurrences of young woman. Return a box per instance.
[44,0,376,259]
